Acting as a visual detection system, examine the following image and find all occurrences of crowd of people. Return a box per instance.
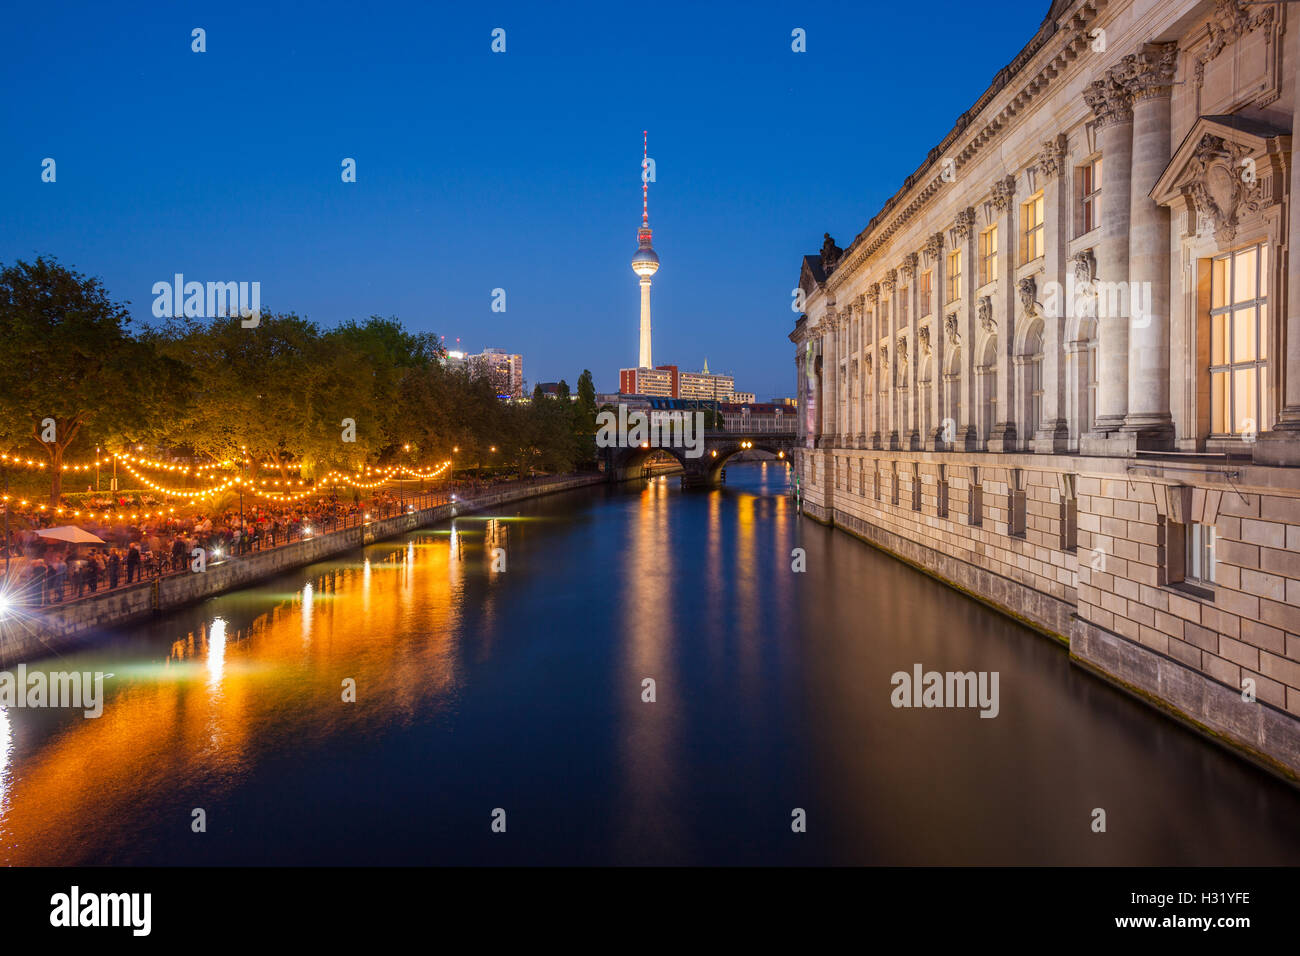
[0,473,553,610]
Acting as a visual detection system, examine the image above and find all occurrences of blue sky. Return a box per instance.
[2,1,1033,399]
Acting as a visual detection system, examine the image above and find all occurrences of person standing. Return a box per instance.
[126,542,141,584]
[108,548,121,589]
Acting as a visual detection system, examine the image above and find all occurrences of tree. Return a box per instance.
[0,257,189,504]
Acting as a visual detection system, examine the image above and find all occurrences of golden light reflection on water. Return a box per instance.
[0,532,469,865]
[618,479,681,856]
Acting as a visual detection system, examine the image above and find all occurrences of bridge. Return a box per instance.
[603,430,798,486]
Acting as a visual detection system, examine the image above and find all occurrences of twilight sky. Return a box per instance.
[2,1,1030,399]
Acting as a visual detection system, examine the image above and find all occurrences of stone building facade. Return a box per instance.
[791,0,1300,777]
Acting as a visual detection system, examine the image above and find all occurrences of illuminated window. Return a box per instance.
[1186,523,1216,585]
[1209,243,1269,436]
[979,225,998,287]
[1019,192,1044,263]
[946,249,962,303]
[919,270,933,316]
[1077,157,1102,236]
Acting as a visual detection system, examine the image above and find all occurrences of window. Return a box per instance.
[968,466,983,526]
[1210,243,1269,436]
[1019,192,1044,263]
[1077,157,1102,236]
[1187,522,1216,585]
[947,249,962,303]
[937,465,949,519]
[900,287,909,324]
[1059,474,1078,552]
[1008,468,1026,537]
[979,225,998,287]
[891,462,900,506]
[919,270,933,316]
[911,462,922,511]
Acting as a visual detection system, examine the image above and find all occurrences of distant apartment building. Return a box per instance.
[678,360,734,402]
[468,347,524,399]
[619,365,678,398]
[731,391,756,405]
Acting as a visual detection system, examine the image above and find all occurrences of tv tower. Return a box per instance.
[631,130,659,369]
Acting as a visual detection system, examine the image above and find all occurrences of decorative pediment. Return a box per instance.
[1150,116,1290,242]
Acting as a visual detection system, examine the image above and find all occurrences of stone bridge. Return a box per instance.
[603,431,798,486]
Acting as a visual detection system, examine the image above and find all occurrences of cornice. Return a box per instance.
[826,0,1110,293]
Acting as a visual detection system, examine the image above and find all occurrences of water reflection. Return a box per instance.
[0,461,1296,866]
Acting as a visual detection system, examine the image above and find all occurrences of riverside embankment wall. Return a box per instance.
[1,475,603,665]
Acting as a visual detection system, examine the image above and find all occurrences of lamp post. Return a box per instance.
[3,462,9,578]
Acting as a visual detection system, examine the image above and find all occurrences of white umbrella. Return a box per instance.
[36,526,107,545]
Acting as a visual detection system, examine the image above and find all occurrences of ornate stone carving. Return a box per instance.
[880,345,889,372]
[925,232,945,261]
[977,296,995,335]
[865,353,873,375]
[1071,249,1095,286]
[1038,134,1066,180]
[1196,0,1275,85]
[867,282,880,303]
[820,233,843,274]
[953,207,976,240]
[990,175,1017,211]
[1186,133,1263,242]
[1018,276,1039,318]
[1083,59,1136,129]
[944,313,960,346]
[1131,42,1178,100]
[901,252,918,280]
[882,268,898,293]
[897,337,908,367]
[918,325,932,356]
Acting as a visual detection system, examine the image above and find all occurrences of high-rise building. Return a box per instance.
[631,130,659,369]
[468,347,524,399]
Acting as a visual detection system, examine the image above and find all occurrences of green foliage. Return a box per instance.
[0,257,191,503]
[1,259,604,497]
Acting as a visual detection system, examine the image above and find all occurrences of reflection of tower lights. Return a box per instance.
[207,616,227,687]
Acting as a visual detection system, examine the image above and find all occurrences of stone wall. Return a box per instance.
[798,445,1300,780]
[1,475,603,666]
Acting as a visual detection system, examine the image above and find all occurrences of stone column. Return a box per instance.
[1257,19,1300,464]
[868,284,881,447]
[926,232,947,449]
[855,296,868,446]
[1082,60,1135,443]
[903,252,920,449]
[821,317,836,447]
[955,207,980,449]
[790,348,800,447]
[1034,134,1071,452]
[988,174,1018,451]
[883,268,899,448]
[1121,43,1177,449]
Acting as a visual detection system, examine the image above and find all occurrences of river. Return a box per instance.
[1,461,1298,865]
